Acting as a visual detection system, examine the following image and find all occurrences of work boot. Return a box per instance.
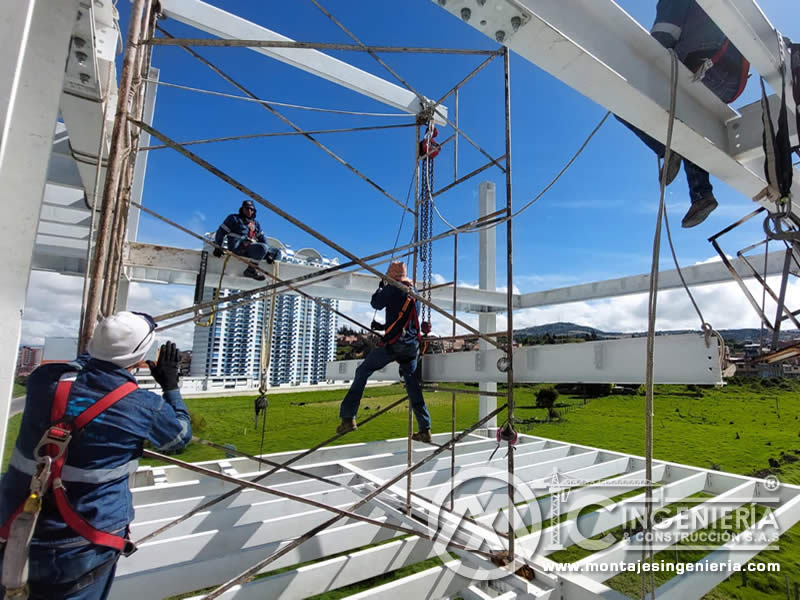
[336,418,357,435]
[243,266,266,281]
[661,152,682,186]
[411,430,432,443]
[681,193,718,228]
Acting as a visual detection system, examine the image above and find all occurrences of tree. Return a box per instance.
[536,386,559,409]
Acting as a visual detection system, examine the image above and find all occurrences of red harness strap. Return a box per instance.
[1,380,138,553]
[381,295,422,346]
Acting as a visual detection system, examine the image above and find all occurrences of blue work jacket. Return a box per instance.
[372,282,421,347]
[214,213,265,254]
[651,0,745,73]
[0,357,192,545]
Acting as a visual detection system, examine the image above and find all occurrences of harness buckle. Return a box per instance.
[122,540,138,557]
[33,425,73,463]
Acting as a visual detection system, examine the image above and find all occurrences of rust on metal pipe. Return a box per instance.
[79,0,147,350]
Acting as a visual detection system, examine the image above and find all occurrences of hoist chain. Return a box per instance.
[420,151,434,323]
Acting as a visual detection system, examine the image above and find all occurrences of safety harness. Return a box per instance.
[1,375,138,598]
[380,289,422,347]
[757,37,795,212]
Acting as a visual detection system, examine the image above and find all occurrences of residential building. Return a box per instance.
[16,346,43,376]
[191,243,339,386]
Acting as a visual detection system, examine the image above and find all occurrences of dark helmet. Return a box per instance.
[239,200,257,219]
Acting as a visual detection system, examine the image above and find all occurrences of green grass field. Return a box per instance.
[12,383,25,398]
[7,379,800,599]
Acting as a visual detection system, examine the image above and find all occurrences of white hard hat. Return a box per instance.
[88,311,156,368]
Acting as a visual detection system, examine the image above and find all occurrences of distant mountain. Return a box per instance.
[514,322,619,339]
[512,322,800,344]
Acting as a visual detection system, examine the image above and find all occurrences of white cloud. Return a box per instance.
[335,275,800,339]
[21,272,196,351]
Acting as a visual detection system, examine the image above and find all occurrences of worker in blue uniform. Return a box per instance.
[214,200,280,281]
[337,261,432,442]
[619,0,750,228]
[0,312,192,600]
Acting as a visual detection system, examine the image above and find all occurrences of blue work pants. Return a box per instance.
[1,543,119,600]
[617,63,742,205]
[340,343,432,432]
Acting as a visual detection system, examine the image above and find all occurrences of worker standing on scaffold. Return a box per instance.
[617,0,750,228]
[0,312,192,600]
[337,261,433,443]
[213,200,281,281]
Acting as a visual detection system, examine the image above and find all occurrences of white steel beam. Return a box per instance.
[433,0,800,211]
[181,537,441,600]
[479,181,498,427]
[125,242,510,312]
[0,0,80,466]
[126,242,788,314]
[157,0,446,123]
[573,480,757,580]
[328,333,723,385]
[517,251,793,309]
[59,0,118,206]
[655,494,800,600]
[696,0,796,117]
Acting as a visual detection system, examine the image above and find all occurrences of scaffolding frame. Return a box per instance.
[75,1,526,596]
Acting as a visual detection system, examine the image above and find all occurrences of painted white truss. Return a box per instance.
[433,0,800,215]
[157,0,447,123]
[327,333,724,385]
[126,241,789,314]
[108,432,800,599]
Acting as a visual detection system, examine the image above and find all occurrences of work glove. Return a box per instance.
[371,320,386,331]
[147,341,181,391]
[213,247,224,258]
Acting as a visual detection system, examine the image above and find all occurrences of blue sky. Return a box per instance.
[125,0,798,285]
[21,1,800,348]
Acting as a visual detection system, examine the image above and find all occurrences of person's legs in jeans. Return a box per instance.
[683,161,713,204]
[245,242,268,262]
[615,116,666,158]
[340,346,394,420]
[394,344,431,432]
[14,544,120,600]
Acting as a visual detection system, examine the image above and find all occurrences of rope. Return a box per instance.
[422,111,611,237]
[143,79,413,117]
[195,254,232,327]
[255,263,279,469]
[641,49,679,600]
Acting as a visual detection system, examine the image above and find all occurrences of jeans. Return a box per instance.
[617,116,712,204]
[0,543,119,600]
[617,62,743,205]
[234,243,280,263]
[340,343,432,432]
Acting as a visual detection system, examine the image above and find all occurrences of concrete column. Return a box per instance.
[478,181,497,430]
[0,0,80,462]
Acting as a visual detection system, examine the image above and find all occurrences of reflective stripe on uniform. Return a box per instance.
[651,22,682,40]
[8,448,139,484]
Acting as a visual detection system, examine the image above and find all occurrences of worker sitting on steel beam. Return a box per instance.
[618,0,750,228]
[337,261,433,443]
[0,312,192,600]
[213,199,280,281]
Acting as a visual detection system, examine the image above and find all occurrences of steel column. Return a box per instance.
[478,181,498,428]
[0,0,80,464]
